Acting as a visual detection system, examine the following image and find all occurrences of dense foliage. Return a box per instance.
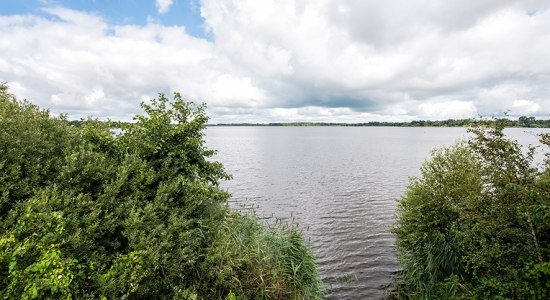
[393,120,550,299]
[0,84,322,299]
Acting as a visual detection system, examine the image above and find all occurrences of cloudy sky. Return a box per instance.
[1,0,549,123]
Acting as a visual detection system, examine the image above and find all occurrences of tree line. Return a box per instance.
[209,117,550,127]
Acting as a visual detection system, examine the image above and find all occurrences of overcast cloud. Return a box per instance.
[1,0,549,122]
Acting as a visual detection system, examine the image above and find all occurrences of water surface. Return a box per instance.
[205,127,546,299]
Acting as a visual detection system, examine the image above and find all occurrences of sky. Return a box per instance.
[1,0,549,123]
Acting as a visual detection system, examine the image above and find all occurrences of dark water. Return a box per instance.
[204,127,547,299]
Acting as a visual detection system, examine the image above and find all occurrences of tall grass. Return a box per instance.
[200,210,324,299]
[392,234,464,299]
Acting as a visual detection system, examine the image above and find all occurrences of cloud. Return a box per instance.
[156,0,174,14]
[199,0,550,119]
[418,101,477,120]
[512,100,540,115]
[0,7,267,120]
[1,1,550,122]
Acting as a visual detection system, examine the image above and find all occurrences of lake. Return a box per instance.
[205,127,547,299]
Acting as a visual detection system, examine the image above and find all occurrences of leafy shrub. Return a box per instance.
[393,120,549,299]
[0,84,322,299]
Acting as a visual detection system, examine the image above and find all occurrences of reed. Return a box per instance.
[201,211,324,299]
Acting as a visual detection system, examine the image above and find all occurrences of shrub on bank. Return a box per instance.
[393,120,550,299]
[0,84,322,299]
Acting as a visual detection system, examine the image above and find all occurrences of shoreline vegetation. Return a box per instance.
[0,84,323,299]
[2,81,549,299]
[206,117,550,128]
[392,120,550,299]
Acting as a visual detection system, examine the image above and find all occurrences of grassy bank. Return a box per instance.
[0,84,322,299]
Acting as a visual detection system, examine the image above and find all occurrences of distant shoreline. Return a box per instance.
[207,117,550,128]
[65,117,550,128]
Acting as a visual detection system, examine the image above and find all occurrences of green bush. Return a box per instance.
[0,84,322,299]
[393,120,550,299]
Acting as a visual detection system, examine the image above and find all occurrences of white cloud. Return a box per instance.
[418,101,477,120]
[210,74,267,107]
[0,8,267,120]
[156,0,174,14]
[512,100,540,115]
[200,0,550,118]
[1,1,550,122]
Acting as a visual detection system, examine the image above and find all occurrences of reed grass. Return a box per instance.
[201,210,324,299]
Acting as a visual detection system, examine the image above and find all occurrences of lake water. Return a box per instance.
[204,127,547,299]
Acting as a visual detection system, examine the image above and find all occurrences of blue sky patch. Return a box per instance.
[0,0,209,39]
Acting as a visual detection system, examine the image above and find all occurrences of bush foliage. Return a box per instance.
[0,84,322,299]
[393,120,550,299]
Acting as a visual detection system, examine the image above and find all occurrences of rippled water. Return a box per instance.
[204,127,547,299]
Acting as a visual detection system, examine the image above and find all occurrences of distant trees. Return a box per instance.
[0,84,322,299]
[211,117,550,127]
[393,120,550,299]
[519,116,537,127]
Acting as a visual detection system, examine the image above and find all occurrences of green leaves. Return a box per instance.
[0,87,76,217]
[0,87,229,298]
[393,121,550,299]
[0,84,321,299]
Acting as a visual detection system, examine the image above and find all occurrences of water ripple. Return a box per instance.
[206,127,546,299]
